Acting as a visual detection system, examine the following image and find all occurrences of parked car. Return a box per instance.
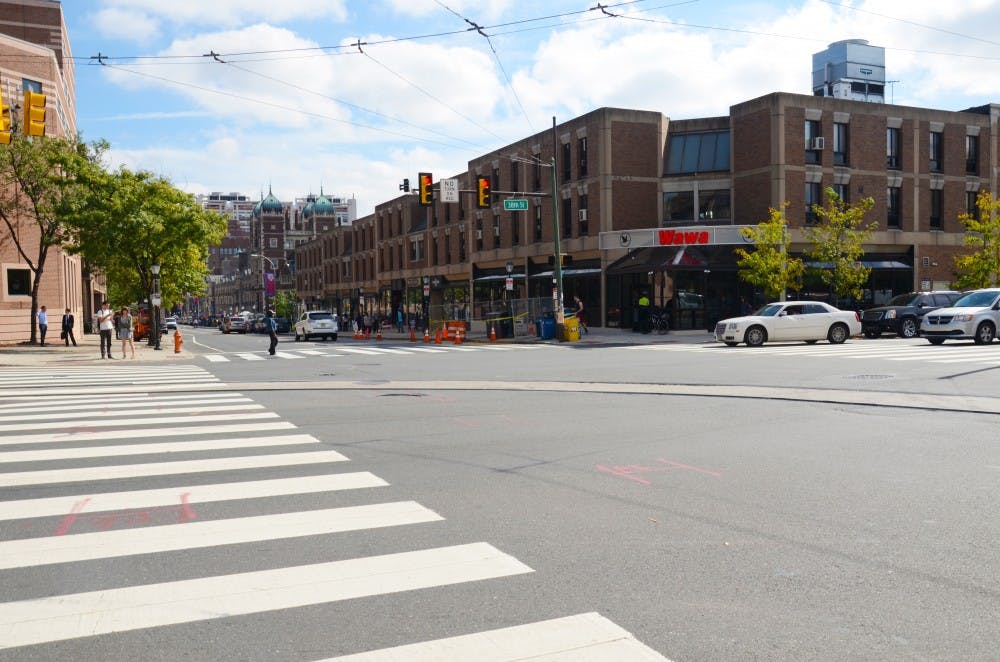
[162,316,178,334]
[294,310,339,341]
[861,291,962,338]
[920,288,1000,344]
[221,316,247,334]
[714,300,861,347]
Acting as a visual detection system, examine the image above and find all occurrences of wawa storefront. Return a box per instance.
[601,225,758,331]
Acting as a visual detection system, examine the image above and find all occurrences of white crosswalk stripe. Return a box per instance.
[626,338,1000,367]
[201,343,548,361]
[0,364,658,659]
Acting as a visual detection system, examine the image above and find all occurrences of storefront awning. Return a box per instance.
[806,260,911,269]
[531,268,603,278]
[473,273,526,282]
[606,247,680,274]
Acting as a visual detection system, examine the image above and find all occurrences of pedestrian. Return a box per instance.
[637,290,651,334]
[573,295,588,335]
[61,308,77,347]
[36,305,48,346]
[97,301,115,359]
[113,310,121,339]
[265,309,278,355]
[740,296,753,316]
[397,308,404,333]
[118,306,136,359]
[363,313,371,334]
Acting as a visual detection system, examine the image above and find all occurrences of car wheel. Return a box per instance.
[927,338,945,345]
[222,329,229,334]
[294,330,300,341]
[899,318,918,338]
[724,341,738,347]
[863,329,880,339]
[745,326,766,347]
[974,321,995,345]
[828,323,849,344]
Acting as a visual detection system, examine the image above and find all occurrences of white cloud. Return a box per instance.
[90,7,159,42]
[97,0,348,27]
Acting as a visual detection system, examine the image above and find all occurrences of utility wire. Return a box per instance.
[98,62,477,150]
[819,0,1000,48]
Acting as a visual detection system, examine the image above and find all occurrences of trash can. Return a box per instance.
[537,317,556,340]
[562,316,580,341]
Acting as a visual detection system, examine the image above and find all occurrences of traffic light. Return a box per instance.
[418,172,433,206]
[23,90,46,137]
[476,175,491,208]
[0,89,10,145]
[399,178,410,192]
[547,255,573,266]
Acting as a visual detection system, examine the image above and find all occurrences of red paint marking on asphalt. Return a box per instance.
[656,457,722,477]
[596,464,652,485]
[453,418,479,428]
[53,498,92,536]
[177,492,197,521]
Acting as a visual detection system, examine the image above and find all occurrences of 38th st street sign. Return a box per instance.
[503,199,528,211]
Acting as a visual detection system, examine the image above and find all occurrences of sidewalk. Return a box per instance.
[370,324,715,346]
[0,332,186,367]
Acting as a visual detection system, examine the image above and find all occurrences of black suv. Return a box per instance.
[861,291,962,338]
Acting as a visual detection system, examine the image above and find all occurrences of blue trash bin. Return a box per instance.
[538,317,556,340]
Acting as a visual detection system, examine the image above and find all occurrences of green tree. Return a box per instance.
[953,190,1000,289]
[68,167,226,323]
[0,133,107,343]
[735,204,804,300]
[272,290,297,321]
[804,187,877,301]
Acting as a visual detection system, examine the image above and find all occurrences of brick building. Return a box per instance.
[0,0,90,344]
[296,95,997,331]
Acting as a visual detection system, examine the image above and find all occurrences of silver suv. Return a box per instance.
[920,288,1000,344]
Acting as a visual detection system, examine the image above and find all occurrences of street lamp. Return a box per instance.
[251,253,277,313]
[505,260,515,339]
[151,263,162,351]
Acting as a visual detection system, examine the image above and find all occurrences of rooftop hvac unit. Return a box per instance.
[810,137,826,150]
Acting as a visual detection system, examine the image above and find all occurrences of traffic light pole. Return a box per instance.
[551,117,565,330]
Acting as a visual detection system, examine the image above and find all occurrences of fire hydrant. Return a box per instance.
[173,329,183,354]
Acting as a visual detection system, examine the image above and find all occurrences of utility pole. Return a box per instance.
[551,116,565,332]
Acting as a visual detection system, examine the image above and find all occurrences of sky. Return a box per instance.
[61,0,1000,216]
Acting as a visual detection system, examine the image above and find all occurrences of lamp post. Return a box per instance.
[151,263,162,351]
[251,253,277,313]
[505,260,515,339]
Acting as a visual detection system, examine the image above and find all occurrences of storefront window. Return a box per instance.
[698,190,730,221]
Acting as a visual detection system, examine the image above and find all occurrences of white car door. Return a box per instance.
[802,303,832,338]
[771,304,808,340]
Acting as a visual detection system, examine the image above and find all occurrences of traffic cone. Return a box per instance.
[376,327,382,341]
[454,328,462,345]
[365,328,370,340]
[423,328,430,343]
[410,327,416,342]
[489,325,497,342]
[435,328,442,344]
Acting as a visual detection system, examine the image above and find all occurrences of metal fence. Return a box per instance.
[429,297,562,337]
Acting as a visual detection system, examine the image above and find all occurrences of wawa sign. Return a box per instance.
[599,225,752,250]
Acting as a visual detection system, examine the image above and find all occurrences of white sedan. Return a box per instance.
[714,301,861,347]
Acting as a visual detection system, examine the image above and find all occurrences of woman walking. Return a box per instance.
[119,306,136,359]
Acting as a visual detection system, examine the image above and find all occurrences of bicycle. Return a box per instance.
[649,308,669,335]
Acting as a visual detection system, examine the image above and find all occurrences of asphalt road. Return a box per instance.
[2,327,998,660]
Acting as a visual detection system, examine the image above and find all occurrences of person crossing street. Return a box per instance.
[264,309,279,356]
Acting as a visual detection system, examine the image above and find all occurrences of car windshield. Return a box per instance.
[754,304,783,317]
[230,317,242,322]
[308,312,335,320]
[887,293,919,306]
[953,291,1000,308]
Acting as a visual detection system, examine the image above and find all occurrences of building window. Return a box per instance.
[410,237,423,261]
[966,135,979,175]
[562,197,572,238]
[532,155,541,191]
[887,186,901,229]
[966,191,980,221]
[833,184,849,203]
[665,131,730,174]
[663,191,694,225]
[805,120,821,165]
[805,183,822,224]
[578,137,588,177]
[491,167,499,203]
[930,190,943,230]
[698,189,730,221]
[458,231,466,261]
[930,131,943,172]
[269,237,278,248]
[534,205,543,242]
[510,161,519,193]
[562,142,572,181]
[578,194,589,236]
[22,78,41,93]
[833,122,849,166]
[5,267,31,296]
[475,220,483,251]
[492,213,500,247]
[886,127,901,169]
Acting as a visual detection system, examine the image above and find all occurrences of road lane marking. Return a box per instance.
[273,351,304,359]
[323,612,669,661]
[0,543,533,650]
[0,472,387,521]
[204,354,231,362]
[0,450,349,487]
[0,433,321,463]
[0,411,279,433]
[236,352,266,361]
[0,421,295,447]
[0,403,264,423]
[0,395,251,413]
[335,348,382,355]
[0,501,443,570]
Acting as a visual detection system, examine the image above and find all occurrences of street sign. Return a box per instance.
[440,178,459,203]
[151,295,162,306]
[423,285,430,296]
[505,277,514,291]
[503,199,528,211]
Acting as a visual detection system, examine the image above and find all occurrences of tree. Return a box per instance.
[68,167,226,323]
[0,133,107,343]
[804,188,877,301]
[953,190,1000,289]
[272,290,297,321]
[735,204,804,300]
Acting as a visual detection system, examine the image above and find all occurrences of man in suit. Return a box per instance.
[61,308,78,347]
